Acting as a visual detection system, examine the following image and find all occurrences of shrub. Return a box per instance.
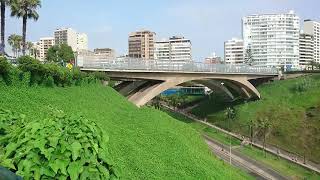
[0,109,119,180]
[0,57,13,85]
[17,56,44,85]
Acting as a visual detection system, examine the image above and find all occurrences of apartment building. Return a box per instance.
[54,28,88,51]
[154,36,192,64]
[77,33,88,50]
[128,30,155,59]
[33,37,55,62]
[303,20,320,63]
[94,48,115,58]
[224,38,245,64]
[242,11,300,69]
[299,33,314,69]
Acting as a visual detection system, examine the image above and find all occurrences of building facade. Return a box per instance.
[224,38,245,64]
[128,30,155,59]
[303,20,320,63]
[54,28,88,51]
[299,33,314,69]
[33,37,55,62]
[154,36,192,64]
[204,53,222,64]
[77,33,88,50]
[242,11,300,69]
[94,48,116,58]
[54,28,78,51]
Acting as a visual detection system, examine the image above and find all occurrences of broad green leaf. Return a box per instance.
[0,158,16,170]
[4,142,17,158]
[70,142,82,161]
[48,136,59,148]
[67,161,83,180]
[40,166,56,177]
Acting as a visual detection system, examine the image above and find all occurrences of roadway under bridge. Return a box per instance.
[80,58,279,107]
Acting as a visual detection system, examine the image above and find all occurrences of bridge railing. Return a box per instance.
[81,58,278,75]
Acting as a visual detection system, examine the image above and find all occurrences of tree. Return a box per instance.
[0,0,9,54]
[255,117,271,158]
[46,44,74,64]
[10,0,41,55]
[245,48,253,65]
[26,41,33,55]
[8,34,22,57]
[225,107,236,164]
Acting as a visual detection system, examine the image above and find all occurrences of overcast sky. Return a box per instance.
[6,0,320,61]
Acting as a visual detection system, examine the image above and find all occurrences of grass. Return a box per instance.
[191,74,320,163]
[164,108,320,179]
[0,81,251,179]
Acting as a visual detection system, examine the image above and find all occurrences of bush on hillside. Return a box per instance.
[12,56,110,87]
[0,57,13,85]
[0,109,119,180]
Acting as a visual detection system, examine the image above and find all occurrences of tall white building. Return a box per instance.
[54,28,78,51]
[303,20,320,63]
[154,36,192,64]
[77,33,88,50]
[299,33,314,69]
[242,11,300,69]
[33,37,55,62]
[224,38,245,64]
[54,28,88,51]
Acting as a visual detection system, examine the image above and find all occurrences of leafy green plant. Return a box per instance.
[0,109,119,180]
[0,57,13,85]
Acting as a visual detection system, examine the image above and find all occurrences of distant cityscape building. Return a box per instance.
[128,30,155,59]
[77,48,116,66]
[303,20,320,63]
[299,33,314,69]
[54,28,88,51]
[154,36,192,64]
[33,37,55,61]
[242,11,300,69]
[77,33,88,50]
[204,53,222,64]
[224,38,244,64]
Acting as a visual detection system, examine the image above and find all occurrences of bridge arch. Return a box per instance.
[119,76,260,107]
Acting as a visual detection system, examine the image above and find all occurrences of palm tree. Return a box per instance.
[10,0,41,55]
[0,0,8,54]
[26,41,33,55]
[8,34,22,57]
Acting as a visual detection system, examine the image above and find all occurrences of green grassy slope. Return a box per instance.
[0,82,251,179]
[191,75,320,163]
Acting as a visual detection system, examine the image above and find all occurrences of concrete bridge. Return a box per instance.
[80,58,278,107]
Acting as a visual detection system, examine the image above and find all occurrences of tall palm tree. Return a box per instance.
[26,41,33,55]
[10,0,41,55]
[8,34,22,57]
[0,0,8,54]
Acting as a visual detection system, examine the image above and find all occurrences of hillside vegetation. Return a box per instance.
[192,75,320,163]
[0,79,251,178]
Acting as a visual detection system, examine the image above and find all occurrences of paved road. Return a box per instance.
[204,135,288,180]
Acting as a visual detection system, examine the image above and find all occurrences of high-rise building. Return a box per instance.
[77,33,88,50]
[299,33,314,69]
[54,28,88,51]
[169,36,192,63]
[33,37,55,61]
[224,38,244,64]
[303,20,320,63]
[128,30,155,59]
[54,28,78,51]
[154,36,192,64]
[242,11,300,69]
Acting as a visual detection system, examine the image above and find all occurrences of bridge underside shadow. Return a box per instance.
[114,76,261,107]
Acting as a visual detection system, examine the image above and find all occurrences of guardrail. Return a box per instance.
[81,58,279,75]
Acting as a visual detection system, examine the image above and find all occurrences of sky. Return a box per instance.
[6,0,320,61]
